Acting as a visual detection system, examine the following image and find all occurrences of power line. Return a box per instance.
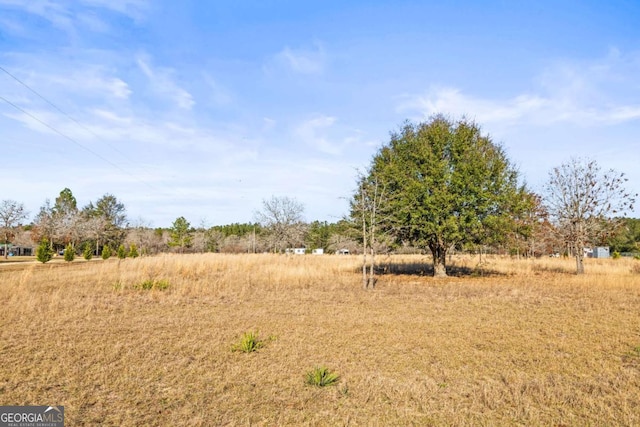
[0,93,157,191]
[0,64,180,196]
[0,64,154,174]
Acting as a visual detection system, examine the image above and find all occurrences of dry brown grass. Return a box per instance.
[2,254,640,426]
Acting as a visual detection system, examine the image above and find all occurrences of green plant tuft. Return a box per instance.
[232,331,264,353]
[612,251,621,259]
[305,366,340,387]
[134,279,170,291]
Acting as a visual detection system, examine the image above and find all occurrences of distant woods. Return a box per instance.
[1,116,638,276]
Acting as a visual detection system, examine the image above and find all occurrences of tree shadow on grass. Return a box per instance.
[370,261,504,278]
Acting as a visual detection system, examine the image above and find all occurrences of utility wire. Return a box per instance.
[0,64,166,193]
[0,93,157,191]
[0,64,135,161]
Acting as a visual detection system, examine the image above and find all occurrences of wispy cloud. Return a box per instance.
[399,50,640,127]
[137,55,194,110]
[80,0,149,21]
[202,73,233,106]
[270,43,327,75]
[293,115,340,155]
[0,0,149,35]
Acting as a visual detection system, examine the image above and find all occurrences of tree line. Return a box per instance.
[1,115,637,277]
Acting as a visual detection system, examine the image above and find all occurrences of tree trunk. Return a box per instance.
[368,246,376,289]
[575,252,585,275]
[362,209,368,289]
[3,241,7,259]
[430,243,447,277]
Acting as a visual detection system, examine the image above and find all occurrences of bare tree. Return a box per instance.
[352,171,387,289]
[544,158,636,274]
[0,200,29,258]
[82,194,128,249]
[254,196,306,253]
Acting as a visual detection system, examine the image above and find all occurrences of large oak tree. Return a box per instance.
[360,115,524,277]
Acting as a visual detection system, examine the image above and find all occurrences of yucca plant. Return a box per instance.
[232,331,264,353]
[305,366,340,387]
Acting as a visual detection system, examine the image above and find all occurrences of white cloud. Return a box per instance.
[80,0,149,21]
[272,43,326,75]
[202,73,233,106]
[137,56,194,110]
[399,51,640,127]
[294,115,340,155]
[0,0,149,39]
[5,62,133,101]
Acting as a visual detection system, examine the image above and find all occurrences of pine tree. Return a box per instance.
[36,239,53,263]
[101,245,112,260]
[117,244,127,260]
[128,243,139,258]
[83,243,93,260]
[64,243,75,262]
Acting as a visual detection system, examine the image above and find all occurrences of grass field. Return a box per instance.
[1,254,640,426]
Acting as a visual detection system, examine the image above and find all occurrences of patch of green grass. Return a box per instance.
[305,366,340,387]
[627,346,640,357]
[232,331,264,353]
[133,279,171,291]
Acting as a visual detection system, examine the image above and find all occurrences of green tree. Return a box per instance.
[129,243,139,258]
[101,245,112,260]
[64,243,75,262]
[360,116,523,277]
[168,216,193,253]
[83,243,93,260]
[305,221,332,251]
[117,244,127,260]
[52,188,81,249]
[608,218,640,253]
[36,239,53,263]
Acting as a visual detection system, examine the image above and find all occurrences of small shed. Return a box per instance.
[312,248,324,255]
[592,247,610,259]
[286,248,306,255]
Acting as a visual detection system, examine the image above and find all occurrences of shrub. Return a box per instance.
[612,251,621,259]
[63,243,75,262]
[83,243,93,260]
[232,331,264,353]
[101,245,112,260]
[305,366,340,387]
[134,279,170,291]
[129,243,139,258]
[117,244,127,260]
[36,240,53,264]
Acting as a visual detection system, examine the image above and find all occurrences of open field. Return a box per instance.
[2,254,640,426]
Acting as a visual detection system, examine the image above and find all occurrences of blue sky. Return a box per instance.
[1,0,639,227]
